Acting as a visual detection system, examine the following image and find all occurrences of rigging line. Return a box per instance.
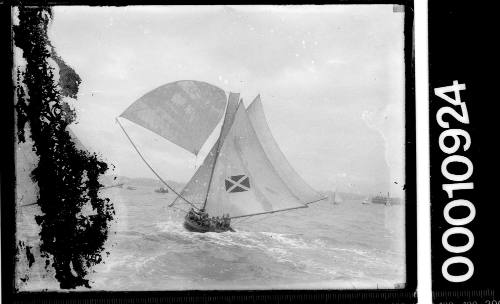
[233,215,253,224]
[19,182,129,208]
[115,117,199,210]
[305,196,329,206]
[19,202,39,207]
[170,205,189,214]
[229,204,308,220]
[244,213,273,225]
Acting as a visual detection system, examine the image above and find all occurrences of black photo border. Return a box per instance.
[1,1,416,303]
[428,0,500,302]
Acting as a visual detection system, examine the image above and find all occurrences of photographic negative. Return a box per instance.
[3,3,416,302]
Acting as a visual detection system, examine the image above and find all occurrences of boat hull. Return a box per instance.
[371,197,402,205]
[183,217,234,233]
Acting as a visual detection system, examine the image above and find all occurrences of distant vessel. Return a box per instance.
[371,192,402,206]
[117,80,326,233]
[101,182,124,190]
[330,191,343,205]
[154,187,169,194]
[126,186,136,190]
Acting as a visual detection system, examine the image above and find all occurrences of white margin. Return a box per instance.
[415,0,432,303]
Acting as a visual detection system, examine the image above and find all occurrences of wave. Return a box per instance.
[87,214,405,291]
[148,220,380,265]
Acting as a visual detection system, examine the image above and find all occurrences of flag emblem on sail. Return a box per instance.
[225,175,250,193]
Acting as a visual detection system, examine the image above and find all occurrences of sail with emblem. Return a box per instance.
[119,80,323,229]
[246,95,325,204]
[119,80,227,155]
[169,92,240,209]
[203,102,307,218]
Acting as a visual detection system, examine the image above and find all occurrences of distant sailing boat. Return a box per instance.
[329,189,343,205]
[117,80,326,233]
[371,192,402,206]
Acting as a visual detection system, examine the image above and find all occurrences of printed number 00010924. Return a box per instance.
[434,81,475,283]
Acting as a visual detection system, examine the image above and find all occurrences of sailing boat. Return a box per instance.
[328,189,343,205]
[117,80,326,233]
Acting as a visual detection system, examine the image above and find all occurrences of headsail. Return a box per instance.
[169,93,240,209]
[247,95,325,204]
[204,102,307,218]
[119,80,227,155]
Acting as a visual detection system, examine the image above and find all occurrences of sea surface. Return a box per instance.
[16,182,406,291]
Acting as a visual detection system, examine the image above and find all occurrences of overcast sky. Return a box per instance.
[47,5,406,196]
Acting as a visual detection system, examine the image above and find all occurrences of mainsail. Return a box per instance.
[204,102,307,218]
[119,80,227,155]
[169,92,240,209]
[246,95,325,204]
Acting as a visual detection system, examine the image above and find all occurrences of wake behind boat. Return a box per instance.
[117,80,326,233]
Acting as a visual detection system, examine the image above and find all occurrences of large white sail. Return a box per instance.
[204,102,306,218]
[247,95,325,204]
[119,80,227,155]
[169,93,240,208]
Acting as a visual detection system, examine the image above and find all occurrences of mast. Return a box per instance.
[116,117,198,209]
[201,95,241,210]
[201,117,226,210]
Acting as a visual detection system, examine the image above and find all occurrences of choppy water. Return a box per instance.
[16,185,406,291]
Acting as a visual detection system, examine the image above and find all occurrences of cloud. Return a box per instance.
[326,59,347,65]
